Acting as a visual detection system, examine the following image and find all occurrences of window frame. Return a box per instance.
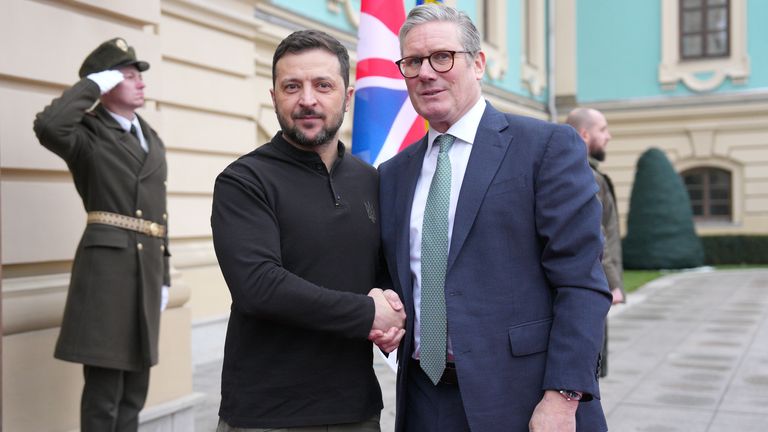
[682,166,733,222]
[520,0,545,95]
[678,0,731,61]
[659,0,748,92]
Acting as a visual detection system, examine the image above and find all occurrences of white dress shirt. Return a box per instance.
[107,109,148,153]
[409,97,487,360]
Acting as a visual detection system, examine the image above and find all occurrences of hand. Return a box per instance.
[369,288,406,332]
[161,285,170,312]
[529,390,578,431]
[368,289,406,352]
[86,69,124,94]
[369,326,405,353]
[611,288,625,305]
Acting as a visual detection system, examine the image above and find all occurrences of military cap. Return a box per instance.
[78,37,150,78]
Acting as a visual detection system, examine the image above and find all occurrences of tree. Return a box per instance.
[623,148,704,269]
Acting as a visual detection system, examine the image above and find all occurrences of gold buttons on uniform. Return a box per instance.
[137,242,144,251]
[160,244,165,252]
[135,209,143,218]
[163,213,167,221]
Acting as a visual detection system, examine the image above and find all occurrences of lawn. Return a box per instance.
[622,264,768,294]
[623,270,663,294]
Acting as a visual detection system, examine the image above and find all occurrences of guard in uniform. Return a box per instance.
[33,37,170,432]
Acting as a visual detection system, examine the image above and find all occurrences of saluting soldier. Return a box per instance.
[33,37,170,432]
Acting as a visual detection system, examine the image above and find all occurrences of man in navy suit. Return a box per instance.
[378,5,612,431]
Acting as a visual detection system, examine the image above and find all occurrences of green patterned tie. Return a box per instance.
[420,134,455,385]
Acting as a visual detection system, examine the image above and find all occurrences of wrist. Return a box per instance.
[558,389,583,402]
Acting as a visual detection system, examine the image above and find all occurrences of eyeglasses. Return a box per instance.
[395,50,474,78]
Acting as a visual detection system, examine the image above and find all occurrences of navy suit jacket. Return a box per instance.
[379,103,612,432]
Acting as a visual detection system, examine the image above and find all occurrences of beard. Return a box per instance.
[590,148,606,162]
[277,107,345,149]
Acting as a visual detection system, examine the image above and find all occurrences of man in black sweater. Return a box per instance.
[211,30,405,431]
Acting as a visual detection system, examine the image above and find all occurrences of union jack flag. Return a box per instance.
[351,0,426,166]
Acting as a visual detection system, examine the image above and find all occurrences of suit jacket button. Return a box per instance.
[135,209,143,218]
[137,242,144,251]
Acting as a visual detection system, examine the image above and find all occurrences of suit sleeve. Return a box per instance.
[211,166,375,339]
[535,125,612,399]
[33,79,101,163]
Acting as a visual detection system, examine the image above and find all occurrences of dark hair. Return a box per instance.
[272,30,350,88]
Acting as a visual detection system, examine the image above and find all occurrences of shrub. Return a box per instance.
[700,235,768,265]
[623,148,704,269]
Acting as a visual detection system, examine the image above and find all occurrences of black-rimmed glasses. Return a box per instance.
[395,50,473,78]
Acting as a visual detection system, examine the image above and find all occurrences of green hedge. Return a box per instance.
[700,235,768,265]
[623,148,704,269]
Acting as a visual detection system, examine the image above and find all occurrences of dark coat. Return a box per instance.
[33,79,169,371]
[379,103,612,432]
[590,158,626,296]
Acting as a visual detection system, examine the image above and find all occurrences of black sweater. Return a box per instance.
[212,133,384,427]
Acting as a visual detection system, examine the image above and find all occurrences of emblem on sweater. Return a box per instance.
[364,201,376,224]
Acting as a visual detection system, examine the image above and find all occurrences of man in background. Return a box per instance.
[567,107,627,377]
[33,37,170,431]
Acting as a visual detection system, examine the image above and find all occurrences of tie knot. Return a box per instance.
[434,134,455,153]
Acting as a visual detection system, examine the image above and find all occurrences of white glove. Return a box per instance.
[161,285,170,312]
[86,70,124,94]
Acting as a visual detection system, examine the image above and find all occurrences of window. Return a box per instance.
[679,0,730,60]
[683,167,732,221]
[520,0,544,95]
[477,0,508,82]
[659,0,747,92]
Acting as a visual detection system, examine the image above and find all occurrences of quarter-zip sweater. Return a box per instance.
[211,133,384,428]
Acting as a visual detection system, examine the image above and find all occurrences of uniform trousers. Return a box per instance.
[216,414,381,432]
[81,365,150,432]
[403,361,470,432]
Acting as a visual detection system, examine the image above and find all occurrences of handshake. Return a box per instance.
[367,288,406,353]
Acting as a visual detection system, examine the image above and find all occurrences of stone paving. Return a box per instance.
[193,269,768,431]
[600,269,768,431]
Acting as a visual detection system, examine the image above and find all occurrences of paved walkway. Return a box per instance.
[193,269,768,431]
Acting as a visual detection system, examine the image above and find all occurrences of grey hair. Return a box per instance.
[399,4,482,55]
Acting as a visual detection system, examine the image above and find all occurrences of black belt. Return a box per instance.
[410,358,459,385]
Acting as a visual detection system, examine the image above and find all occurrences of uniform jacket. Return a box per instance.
[590,158,625,296]
[33,78,169,371]
[379,103,612,432]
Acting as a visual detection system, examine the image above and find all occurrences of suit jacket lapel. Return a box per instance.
[448,104,513,269]
[137,115,164,179]
[395,135,429,299]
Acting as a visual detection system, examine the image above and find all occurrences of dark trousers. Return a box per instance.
[403,361,471,432]
[216,414,381,431]
[81,365,150,432]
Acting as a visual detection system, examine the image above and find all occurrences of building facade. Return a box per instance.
[1,0,766,430]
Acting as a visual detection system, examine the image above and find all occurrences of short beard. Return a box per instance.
[277,108,344,149]
[590,148,606,162]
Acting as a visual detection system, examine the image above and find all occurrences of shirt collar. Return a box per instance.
[271,132,346,165]
[427,97,487,151]
[105,109,139,133]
